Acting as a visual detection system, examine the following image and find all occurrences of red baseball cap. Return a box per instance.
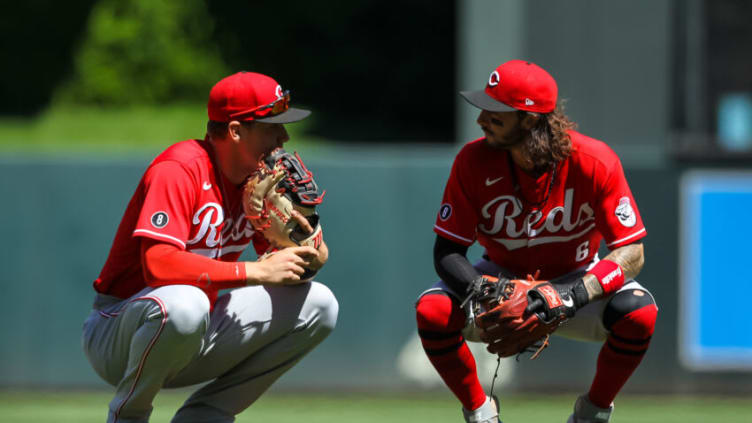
[208,71,311,123]
[460,60,558,114]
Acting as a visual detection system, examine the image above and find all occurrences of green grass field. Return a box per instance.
[0,391,749,423]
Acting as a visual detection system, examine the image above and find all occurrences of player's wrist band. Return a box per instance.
[587,259,625,296]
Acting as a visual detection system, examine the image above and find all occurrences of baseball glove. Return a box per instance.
[467,274,575,359]
[243,147,325,252]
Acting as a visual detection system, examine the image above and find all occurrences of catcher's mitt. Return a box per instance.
[243,147,325,253]
[468,274,574,359]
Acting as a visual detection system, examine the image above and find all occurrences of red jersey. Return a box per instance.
[434,130,646,279]
[94,139,269,301]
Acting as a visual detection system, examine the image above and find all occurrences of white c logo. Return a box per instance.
[488,71,500,87]
[275,85,284,98]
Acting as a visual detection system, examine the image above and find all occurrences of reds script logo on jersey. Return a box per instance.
[433,133,647,279]
[479,188,595,250]
[187,202,254,258]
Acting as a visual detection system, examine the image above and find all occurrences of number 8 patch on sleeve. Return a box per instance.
[151,211,169,228]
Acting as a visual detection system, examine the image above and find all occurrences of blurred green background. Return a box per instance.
[1,0,751,422]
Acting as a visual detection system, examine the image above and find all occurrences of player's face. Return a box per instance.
[476,110,526,148]
[239,122,290,171]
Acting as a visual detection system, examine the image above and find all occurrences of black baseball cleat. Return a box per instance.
[566,393,613,423]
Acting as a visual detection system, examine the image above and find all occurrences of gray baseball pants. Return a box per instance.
[82,282,338,423]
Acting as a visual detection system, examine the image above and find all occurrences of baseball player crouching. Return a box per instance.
[415,60,657,423]
[82,72,338,423]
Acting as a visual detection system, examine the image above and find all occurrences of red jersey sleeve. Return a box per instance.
[133,161,197,249]
[594,156,647,249]
[434,152,477,246]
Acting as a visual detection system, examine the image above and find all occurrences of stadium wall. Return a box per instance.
[0,150,749,394]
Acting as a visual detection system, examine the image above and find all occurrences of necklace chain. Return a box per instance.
[506,152,557,212]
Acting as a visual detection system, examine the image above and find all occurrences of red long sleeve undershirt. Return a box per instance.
[140,238,247,292]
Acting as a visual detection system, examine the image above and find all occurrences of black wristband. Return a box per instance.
[571,279,590,309]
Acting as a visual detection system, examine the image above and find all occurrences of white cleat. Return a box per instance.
[462,395,502,423]
[566,394,614,423]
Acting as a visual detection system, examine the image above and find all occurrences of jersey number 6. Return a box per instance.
[575,241,589,262]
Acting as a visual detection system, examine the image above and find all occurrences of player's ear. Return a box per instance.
[520,112,541,130]
[228,121,243,142]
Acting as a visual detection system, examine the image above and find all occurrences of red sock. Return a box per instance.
[416,294,486,411]
[589,304,658,408]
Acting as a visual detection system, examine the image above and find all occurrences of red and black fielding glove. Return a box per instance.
[469,275,564,358]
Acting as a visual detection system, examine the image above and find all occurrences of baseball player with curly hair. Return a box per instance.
[82,71,338,423]
[415,60,657,423]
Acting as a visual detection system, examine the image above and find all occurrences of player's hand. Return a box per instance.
[291,209,314,233]
[246,246,319,285]
[525,281,588,322]
[290,209,328,270]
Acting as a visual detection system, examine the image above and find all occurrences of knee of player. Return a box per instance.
[415,293,463,331]
[162,286,211,337]
[603,289,658,338]
[307,281,339,333]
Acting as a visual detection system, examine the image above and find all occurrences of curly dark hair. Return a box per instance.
[519,103,577,174]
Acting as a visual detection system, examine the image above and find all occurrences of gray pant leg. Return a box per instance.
[82,285,210,423]
[168,281,338,423]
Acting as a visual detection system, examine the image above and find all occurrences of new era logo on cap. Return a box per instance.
[460,60,557,114]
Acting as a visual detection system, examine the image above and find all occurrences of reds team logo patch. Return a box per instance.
[615,197,636,227]
[439,204,452,221]
[151,211,169,228]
